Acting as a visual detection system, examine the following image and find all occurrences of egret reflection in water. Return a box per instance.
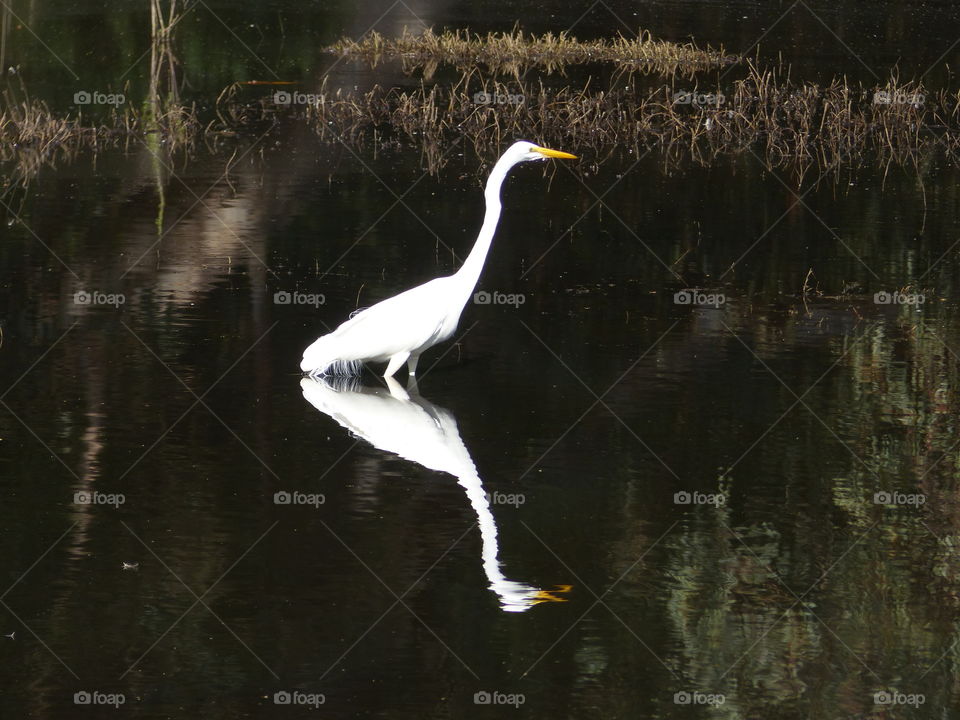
[300,376,570,612]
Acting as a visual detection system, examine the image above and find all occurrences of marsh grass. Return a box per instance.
[328,27,732,76]
[0,80,197,186]
[233,65,953,175]
[0,89,104,182]
[4,23,960,183]
[1,91,87,152]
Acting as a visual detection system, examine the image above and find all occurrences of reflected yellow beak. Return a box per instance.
[530,584,574,604]
[531,145,578,160]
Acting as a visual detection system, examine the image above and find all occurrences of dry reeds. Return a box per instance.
[220,64,949,174]
[6,23,960,183]
[0,92,88,151]
[328,27,732,75]
[0,84,197,186]
[0,88,106,182]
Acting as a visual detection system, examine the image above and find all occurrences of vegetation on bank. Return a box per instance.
[2,25,960,181]
[326,27,733,74]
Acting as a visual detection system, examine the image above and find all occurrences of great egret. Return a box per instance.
[300,140,577,378]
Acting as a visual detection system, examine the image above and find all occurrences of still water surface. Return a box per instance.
[4,1,960,718]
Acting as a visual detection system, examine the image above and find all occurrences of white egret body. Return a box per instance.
[300,140,576,378]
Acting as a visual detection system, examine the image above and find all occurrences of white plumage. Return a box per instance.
[300,140,576,379]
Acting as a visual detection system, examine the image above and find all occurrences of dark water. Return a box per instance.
[4,1,960,718]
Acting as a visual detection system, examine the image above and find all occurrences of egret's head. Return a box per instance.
[510,140,578,163]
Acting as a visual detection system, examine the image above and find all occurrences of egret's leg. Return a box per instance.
[406,375,419,396]
[384,376,410,401]
[384,351,410,378]
[407,354,420,376]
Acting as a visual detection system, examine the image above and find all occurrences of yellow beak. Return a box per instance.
[531,145,578,160]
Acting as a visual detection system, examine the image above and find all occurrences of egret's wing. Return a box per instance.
[324,278,451,361]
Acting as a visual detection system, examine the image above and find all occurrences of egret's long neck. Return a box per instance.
[454,154,514,293]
